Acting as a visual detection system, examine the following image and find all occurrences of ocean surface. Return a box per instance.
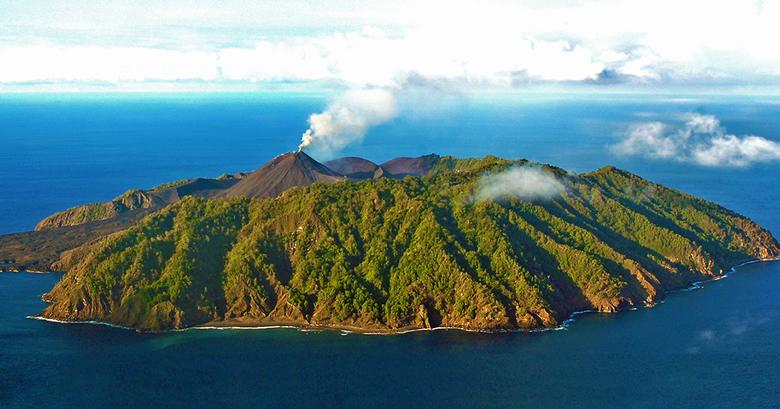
[1,92,779,408]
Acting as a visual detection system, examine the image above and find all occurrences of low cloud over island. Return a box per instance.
[475,166,565,202]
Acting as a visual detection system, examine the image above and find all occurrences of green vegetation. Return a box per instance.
[34,202,119,230]
[150,179,189,192]
[36,185,169,231]
[41,157,779,331]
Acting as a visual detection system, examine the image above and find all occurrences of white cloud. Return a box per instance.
[692,134,780,167]
[0,30,609,87]
[612,114,780,167]
[685,114,721,135]
[2,0,780,89]
[612,122,677,159]
[0,45,217,83]
[475,166,565,202]
[229,31,605,85]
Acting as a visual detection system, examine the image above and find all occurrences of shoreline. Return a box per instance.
[27,315,137,332]
[25,257,780,336]
[2,269,54,274]
[677,257,779,293]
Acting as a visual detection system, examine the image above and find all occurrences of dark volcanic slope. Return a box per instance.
[220,151,345,198]
[0,207,156,271]
[324,157,379,179]
[174,178,236,198]
[380,154,441,177]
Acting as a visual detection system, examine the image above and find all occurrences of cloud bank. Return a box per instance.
[612,114,780,167]
[0,32,609,87]
[3,0,780,89]
[475,167,565,202]
[298,88,397,157]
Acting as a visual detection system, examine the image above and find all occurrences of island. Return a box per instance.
[2,152,777,332]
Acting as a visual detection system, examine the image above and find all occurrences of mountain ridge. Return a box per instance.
[0,152,452,272]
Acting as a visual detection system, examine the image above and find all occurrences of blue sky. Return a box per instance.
[1,0,779,92]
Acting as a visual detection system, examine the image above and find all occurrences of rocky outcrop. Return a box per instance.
[34,178,238,231]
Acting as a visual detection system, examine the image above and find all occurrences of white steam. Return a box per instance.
[298,88,397,156]
[475,166,565,202]
[612,114,780,167]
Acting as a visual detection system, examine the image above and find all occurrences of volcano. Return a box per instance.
[379,154,441,177]
[324,156,379,179]
[326,154,443,179]
[220,151,345,198]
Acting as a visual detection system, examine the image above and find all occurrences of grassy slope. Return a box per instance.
[33,180,191,231]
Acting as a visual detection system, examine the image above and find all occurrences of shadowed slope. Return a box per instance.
[380,154,441,177]
[324,157,379,179]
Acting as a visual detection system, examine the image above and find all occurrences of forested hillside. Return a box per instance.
[40,156,779,332]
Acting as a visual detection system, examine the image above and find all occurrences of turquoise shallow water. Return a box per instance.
[0,93,779,408]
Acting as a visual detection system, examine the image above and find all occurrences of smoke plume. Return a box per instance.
[475,166,565,202]
[298,88,397,157]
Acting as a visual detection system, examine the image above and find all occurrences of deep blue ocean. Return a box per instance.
[1,92,779,408]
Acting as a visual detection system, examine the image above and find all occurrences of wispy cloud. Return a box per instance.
[685,311,776,354]
[611,114,780,167]
[475,166,565,202]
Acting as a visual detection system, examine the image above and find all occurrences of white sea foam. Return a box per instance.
[559,309,598,329]
[682,281,703,292]
[188,325,298,331]
[674,257,779,294]
[27,316,135,331]
[299,329,324,333]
